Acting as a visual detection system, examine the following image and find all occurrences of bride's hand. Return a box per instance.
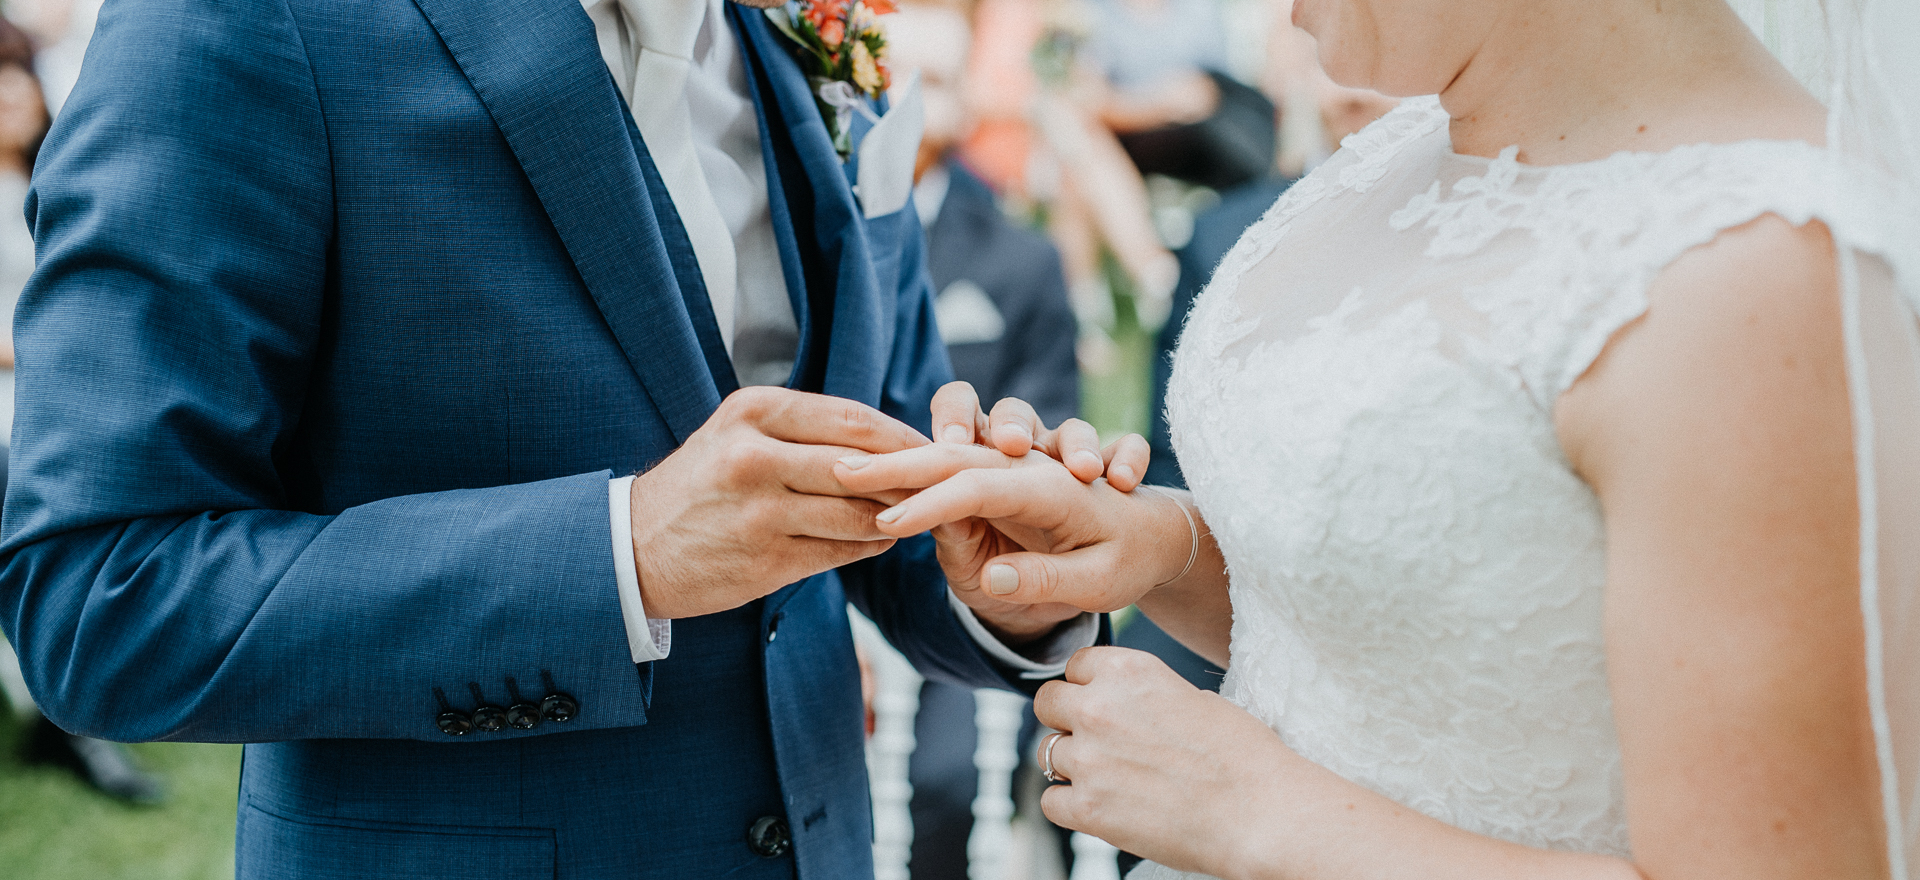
[926,381,1151,491]
[832,443,1191,616]
[1034,647,1299,878]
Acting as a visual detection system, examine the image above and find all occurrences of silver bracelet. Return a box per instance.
[1139,485,1198,589]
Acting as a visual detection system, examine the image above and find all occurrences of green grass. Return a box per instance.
[1080,264,1158,443]
[0,710,240,880]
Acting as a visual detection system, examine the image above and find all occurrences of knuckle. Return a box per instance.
[718,439,772,480]
[949,468,989,496]
[729,386,779,421]
[740,497,778,534]
[1115,652,1156,678]
[838,400,876,436]
[1083,695,1122,730]
[1028,559,1061,598]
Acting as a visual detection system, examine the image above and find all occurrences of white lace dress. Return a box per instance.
[1139,97,1897,877]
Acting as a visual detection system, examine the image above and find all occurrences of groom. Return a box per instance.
[0,0,1097,877]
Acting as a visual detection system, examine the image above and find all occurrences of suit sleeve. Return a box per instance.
[0,0,652,743]
[836,205,1105,696]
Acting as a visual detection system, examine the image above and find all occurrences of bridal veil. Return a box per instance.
[1730,0,1920,873]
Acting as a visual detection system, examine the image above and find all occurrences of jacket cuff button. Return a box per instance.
[506,703,543,730]
[471,704,509,733]
[436,711,474,736]
[540,693,578,723]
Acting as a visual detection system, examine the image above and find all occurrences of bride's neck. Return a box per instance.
[1440,0,1819,165]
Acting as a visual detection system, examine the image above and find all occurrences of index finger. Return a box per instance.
[736,387,931,454]
[872,456,1086,536]
[833,442,1017,495]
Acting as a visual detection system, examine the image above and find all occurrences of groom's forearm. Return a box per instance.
[2,472,656,744]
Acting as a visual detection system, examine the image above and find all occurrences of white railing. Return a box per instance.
[851,609,1123,880]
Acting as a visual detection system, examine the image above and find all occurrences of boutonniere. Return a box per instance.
[765,0,897,159]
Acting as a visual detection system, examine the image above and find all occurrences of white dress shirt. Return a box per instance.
[585,0,1094,672]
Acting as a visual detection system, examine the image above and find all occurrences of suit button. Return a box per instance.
[506,703,543,730]
[436,711,474,736]
[746,816,790,858]
[540,693,579,723]
[471,704,508,733]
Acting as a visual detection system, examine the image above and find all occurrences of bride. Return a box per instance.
[838,0,1920,876]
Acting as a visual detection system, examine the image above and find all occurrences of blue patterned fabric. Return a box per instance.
[0,0,1057,876]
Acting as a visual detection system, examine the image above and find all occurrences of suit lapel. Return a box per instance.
[732,8,894,404]
[613,101,742,396]
[410,0,723,442]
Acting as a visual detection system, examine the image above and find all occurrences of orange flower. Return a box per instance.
[818,16,846,47]
[864,0,897,15]
[804,0,848,30]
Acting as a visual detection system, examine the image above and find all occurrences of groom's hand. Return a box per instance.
[629,387,930,620]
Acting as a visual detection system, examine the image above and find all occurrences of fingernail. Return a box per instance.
[838,454,870,470]
[877,506,904,524]
[988,564,1019,595]
[942,424,970,444]
[1111,463,1137,485]
[1071,450,1103,472]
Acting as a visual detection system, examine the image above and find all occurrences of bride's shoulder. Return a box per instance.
[1556,209,1846,477]
[1543,140,1896,470]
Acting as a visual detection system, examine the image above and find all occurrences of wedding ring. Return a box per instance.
[1040,731,1069,784]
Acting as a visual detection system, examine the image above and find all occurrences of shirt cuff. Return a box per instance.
[611,475,672,663]
[948,590,1098,680]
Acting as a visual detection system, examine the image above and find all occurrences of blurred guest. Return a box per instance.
[890,4,1080,877]
[904,0,1079,420]
[6,0,99,116]
[0,16,163,805]
[959,0,1177,351]
[1083,0,1277,192]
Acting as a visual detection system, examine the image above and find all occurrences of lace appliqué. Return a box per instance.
[1390,138,1896,407]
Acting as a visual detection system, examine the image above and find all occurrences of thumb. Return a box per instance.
[977,547,1139,613]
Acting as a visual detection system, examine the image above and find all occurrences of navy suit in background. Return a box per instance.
[0,1,1059,877]
[925,163,1080,420]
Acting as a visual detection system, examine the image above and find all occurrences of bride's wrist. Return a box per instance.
[1135,485,1200,596]
[1214,760,1308,880]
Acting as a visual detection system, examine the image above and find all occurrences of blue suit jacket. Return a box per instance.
[0,0,1066,877]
